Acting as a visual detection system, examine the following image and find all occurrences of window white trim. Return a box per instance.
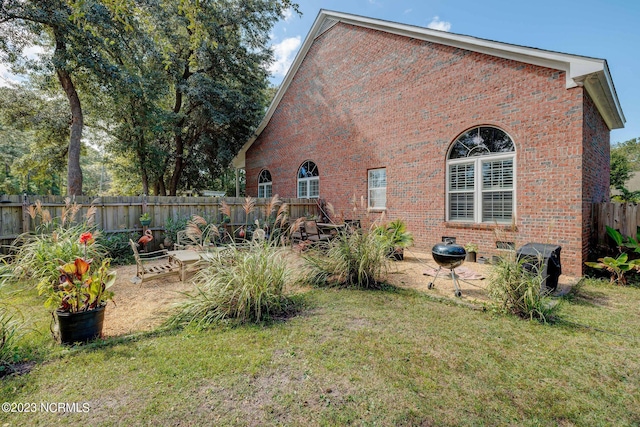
[446,127,516,223]
[297,161,319,199]
[258,182,272,198]
[368,168,387,210]
[258,170,272,198]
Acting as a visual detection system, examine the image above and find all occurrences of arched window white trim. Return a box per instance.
[258,169,272,198]
[446,126,516,223]
[297,160,319,199]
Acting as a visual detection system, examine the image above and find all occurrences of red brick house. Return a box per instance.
[232,10,625,276]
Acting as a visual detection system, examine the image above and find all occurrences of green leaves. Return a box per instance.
[585,253,640,286]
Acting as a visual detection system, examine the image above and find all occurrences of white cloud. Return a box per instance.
[269,36,302,78]
[427,16,451,32]
[282,7,293,22]
[404,9,413,14]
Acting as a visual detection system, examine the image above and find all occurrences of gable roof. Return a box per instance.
[233,9,625,168]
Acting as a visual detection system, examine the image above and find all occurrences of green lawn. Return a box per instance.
[1,280,639,426]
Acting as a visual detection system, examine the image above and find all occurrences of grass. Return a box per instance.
[1,278,639,426]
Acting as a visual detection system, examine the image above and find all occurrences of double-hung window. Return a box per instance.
[297,160,319,199]
[258,170,272,198]
[447,126,515,223]
[368,168,387,210]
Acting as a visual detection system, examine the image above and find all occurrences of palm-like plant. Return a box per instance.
[383,219,414,249]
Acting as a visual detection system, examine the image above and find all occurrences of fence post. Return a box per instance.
[22,193,29,234]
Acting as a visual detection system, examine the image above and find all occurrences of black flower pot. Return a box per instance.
[56,306,106,345]
[388,247,404,261]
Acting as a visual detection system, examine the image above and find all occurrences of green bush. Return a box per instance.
[303,229,390,289]
[98,232,136,265]
[163,216,191,245]
[487,256,560,323]
[168,241,296,328]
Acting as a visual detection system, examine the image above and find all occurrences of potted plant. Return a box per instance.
[378,219,414,260]
[140,212,152,226]
[45,232,116,344]
[464,242,478,262]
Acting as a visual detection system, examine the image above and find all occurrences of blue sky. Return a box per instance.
[268,0,639,144]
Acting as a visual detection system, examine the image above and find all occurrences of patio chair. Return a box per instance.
[129,239,180,284]
[344,219,361,232]
[304,220,332,243]
[174,228,219,251]
[290,222,306,243]
[173,230,188,250]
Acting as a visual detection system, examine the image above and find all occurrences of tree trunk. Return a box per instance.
[157,177,166,196]
[169,131,184,196]
[168,65,192,196]
[140,164,149,196]
[54,38,83,196]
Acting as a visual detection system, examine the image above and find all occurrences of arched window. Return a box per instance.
[258,169,272,198]
[447,126,515,223]
[297,160,319,199]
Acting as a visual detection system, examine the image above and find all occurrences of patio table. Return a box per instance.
[167,249,201,281]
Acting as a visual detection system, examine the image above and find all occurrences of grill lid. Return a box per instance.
[432,242,466,269]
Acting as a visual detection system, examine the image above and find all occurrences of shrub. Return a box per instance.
[303,228,390,289]
[168,241,296,327]
[487,256,560,323]
[98,231,136,265]
[10,199,105,291]
[163,216,191,246]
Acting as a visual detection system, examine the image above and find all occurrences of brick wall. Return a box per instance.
[246,23,609,276]
[581,92,611,270]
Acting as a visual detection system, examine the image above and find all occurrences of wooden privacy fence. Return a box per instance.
[592,202,640,244]
[0,194,319,251]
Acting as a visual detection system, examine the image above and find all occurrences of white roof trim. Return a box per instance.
[232,10,625,168]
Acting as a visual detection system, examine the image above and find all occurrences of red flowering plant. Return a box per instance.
[42,232,116,313]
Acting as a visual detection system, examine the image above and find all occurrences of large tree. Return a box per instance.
[0,87,69,194]
[102,0,298,195]
[0,0,125,195]
[1,1,297,196]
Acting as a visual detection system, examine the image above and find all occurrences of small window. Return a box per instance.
[447,126,515,223]
[368,168,387,210]
[297,160,319,199]
[258,170,272,198]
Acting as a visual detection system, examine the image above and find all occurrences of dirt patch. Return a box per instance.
[103,264,194,337]
[103,249,580,338]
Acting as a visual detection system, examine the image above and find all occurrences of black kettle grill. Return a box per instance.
[428,239,467,297]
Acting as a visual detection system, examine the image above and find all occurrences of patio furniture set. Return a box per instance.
[129,219,351,284]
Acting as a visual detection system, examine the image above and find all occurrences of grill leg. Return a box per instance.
[427,267,442,289]
[450,269,462,297]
